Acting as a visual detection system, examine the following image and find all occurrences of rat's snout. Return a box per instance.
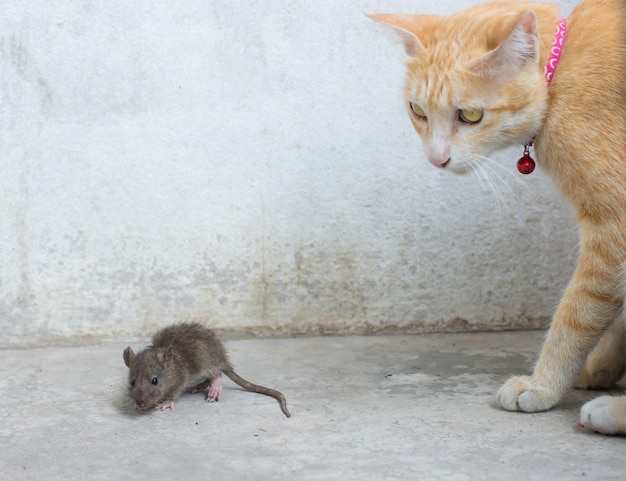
[132,396,152,411]
[129,383,159,411]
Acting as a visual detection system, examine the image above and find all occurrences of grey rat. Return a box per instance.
[123,322,291,417]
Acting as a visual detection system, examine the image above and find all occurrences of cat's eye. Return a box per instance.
[151,377,158,385]
[458,108,483,124]
[409,102,427,120]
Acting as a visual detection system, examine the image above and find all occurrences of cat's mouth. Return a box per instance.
[440,159,473,176]
[428,154,473,175]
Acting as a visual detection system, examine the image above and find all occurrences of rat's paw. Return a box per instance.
[579,396,626,435]
[206,386,222,403]
[154,401,174,411]
[496,376,560,412]
[206,374,223,403]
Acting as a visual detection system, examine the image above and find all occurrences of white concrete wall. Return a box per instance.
[0,0,580,346]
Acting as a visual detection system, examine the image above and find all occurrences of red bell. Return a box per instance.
[517,151,535,175]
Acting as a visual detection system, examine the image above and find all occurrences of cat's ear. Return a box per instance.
[367,14,435,57]
[470,10,539,80]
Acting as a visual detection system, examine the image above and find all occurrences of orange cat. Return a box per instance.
[370,0,626,435]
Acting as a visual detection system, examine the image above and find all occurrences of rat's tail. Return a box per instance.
[225,370,291,418]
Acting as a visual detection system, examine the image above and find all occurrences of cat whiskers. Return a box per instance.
[476,153,535,192]
[466,154,506,209]
[467,153,534,210]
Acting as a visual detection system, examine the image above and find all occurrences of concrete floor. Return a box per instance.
[0,330,623,481]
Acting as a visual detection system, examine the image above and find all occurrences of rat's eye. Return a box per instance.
[409,102,427,120]
[130,379,135,387]
[458,108,483,124]
[151,377,158,385]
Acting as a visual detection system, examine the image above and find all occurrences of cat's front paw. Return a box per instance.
[579,396,626,435]
[496,375,560,412]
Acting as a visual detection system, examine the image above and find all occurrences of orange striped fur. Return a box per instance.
[371,0,626,435]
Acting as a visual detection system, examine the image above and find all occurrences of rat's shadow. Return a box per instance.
[112,384,148,417]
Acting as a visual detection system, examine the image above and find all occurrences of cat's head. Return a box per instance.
[370,6,551,174]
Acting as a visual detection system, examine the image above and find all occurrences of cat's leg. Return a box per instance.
[574,316,626,389]
[579,395,626,435]
[497,246,622,412]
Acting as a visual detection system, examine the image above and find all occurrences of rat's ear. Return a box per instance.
[123,346,135,368]
[163,345,174,366]
[156,345,175,366]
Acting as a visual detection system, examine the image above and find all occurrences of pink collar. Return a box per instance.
[544,18,567,84]
[517,18,567,175]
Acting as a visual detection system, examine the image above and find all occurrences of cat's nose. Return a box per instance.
[429,156,451,168]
